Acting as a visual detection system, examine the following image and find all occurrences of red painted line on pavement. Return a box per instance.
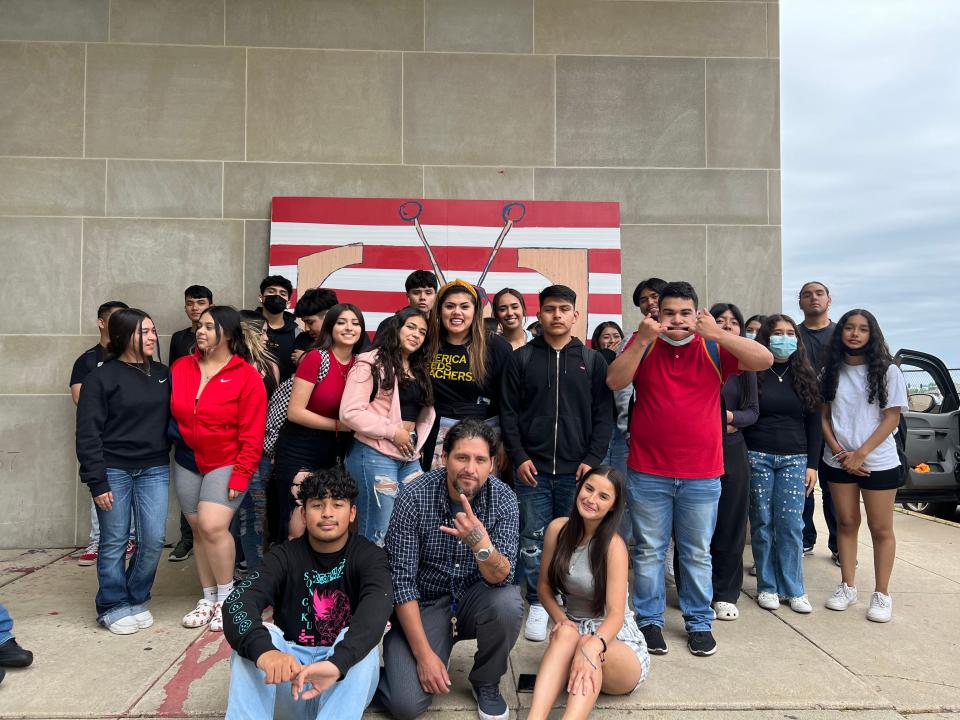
[154,630,232,717]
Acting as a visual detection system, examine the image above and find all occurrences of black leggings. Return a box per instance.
[711,440,750,604]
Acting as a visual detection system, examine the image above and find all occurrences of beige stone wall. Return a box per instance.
[0,0,780,548]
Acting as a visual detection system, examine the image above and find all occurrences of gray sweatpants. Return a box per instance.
[378,583,523,720]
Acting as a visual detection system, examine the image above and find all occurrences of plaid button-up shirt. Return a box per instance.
[385,469,519,606]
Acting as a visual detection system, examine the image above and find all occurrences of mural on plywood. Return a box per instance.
[267,196,622,343]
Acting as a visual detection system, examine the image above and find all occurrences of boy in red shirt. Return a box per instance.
[608,282,772,657]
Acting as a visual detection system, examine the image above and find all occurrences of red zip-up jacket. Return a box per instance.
[171,352,267,492]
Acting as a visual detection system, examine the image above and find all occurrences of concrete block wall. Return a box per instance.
[0,0,781,549]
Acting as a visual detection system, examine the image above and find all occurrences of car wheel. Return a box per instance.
[902,502,930,514]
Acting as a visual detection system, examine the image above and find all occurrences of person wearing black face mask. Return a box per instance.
[259,275,299,382]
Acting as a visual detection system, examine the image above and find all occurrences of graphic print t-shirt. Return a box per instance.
[223,534,392,678]
[429,334,513,419]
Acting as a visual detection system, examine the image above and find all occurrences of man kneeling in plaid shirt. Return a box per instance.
[379,418,522,720]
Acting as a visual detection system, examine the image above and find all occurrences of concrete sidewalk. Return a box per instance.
[1,505,958,720]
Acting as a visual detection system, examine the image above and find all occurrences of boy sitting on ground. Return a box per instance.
[223,467,393,720]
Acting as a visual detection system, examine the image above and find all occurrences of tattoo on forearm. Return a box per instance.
[464,527,484,547]
[492,553,507,573]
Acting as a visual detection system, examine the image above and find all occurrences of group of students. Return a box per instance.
[69,268,907,719]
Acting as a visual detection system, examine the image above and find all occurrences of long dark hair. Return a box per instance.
[821,308,894,406]
[200,306,251,362]
[316,303,366,355]
[590,321,625,350]
[372,307,433,405]
[546,465,626,618]
[756,314,821,412]
[106,308,154,366]
[429,283,490,387]
[709,303,753,410]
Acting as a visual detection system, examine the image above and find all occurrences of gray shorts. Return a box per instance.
[173,463,245,514]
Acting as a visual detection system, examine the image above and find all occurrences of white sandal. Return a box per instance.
[182,599,214,628]
[208,602,224,632]
[713,601,739,620]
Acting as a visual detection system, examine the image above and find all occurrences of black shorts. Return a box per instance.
[820,461,903,491]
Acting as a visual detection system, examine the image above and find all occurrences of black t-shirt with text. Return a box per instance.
[429,334,513,419]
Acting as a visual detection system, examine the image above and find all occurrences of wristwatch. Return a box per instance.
[474,545,494,562]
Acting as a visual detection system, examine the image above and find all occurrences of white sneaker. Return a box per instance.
[132,610,154,629]
[788,595,813,614]
[866,592,893,623]
[106,616,140,635]
[713,601,739,621]
[757,592,780,610]
[524,603,549,641]
[825,583,858,611]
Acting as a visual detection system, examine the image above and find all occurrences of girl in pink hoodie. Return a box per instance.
[340,308,436,545]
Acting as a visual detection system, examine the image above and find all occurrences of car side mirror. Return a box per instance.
[908,393,936,413]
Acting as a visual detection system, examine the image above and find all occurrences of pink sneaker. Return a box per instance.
[125,540,136,560]
[77,542,99,566]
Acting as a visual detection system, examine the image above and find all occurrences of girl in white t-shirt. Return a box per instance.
[819,309,907,623]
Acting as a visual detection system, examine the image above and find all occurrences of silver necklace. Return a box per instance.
[122,361,151,377]
[770,365,789,383]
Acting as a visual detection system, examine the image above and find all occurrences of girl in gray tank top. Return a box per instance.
[527,466,649,720]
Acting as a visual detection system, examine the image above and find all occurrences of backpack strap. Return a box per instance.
[702,338,722,382]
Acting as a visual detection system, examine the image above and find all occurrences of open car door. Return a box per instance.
[895,349,960,505]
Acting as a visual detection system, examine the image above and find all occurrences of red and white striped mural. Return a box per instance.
[268,197,622,341]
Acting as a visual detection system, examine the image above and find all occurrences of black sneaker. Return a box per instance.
[638,623,668,655]
[472,682,508,720]
[0,638,33,668]
[803,545,814,556]
[687,631,717,656]
[168,538,193,562]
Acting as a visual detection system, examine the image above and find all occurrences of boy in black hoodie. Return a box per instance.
[500,285,613,643]
[223,466,392,720]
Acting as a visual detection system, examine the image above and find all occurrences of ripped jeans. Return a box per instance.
[515,472,578,604]
[345,441,423,546]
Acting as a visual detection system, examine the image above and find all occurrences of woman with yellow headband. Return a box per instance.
[422,279,514,470]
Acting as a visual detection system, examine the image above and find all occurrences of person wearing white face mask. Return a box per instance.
[607,282,772,657]
[742,315,822,615]
[744,315,765,342]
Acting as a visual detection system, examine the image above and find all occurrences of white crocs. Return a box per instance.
[182,599,215,628]
[209,602,224,632]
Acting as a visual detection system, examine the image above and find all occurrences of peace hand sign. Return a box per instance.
[439,494,489,549]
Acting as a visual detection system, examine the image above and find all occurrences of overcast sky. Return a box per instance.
[781,1,960,367]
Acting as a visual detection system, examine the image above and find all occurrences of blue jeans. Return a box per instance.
[748,451,807,599]
[345,442,422,546]
[232,454,270,572]
[603,427,632,542]
[0,602,14,645]
[89,497,135,544]
[95,465,169,626]
[515,472,577,604]
[627,471,721,633]
[226,624,379,720]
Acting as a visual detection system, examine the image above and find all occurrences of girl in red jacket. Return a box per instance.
[171,306,267,632]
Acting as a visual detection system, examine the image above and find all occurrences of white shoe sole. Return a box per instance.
[106,620,139,635]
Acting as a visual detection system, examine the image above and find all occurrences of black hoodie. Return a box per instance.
[500,336,613,475]
[262,309,299,382]
[76,360,172,497]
